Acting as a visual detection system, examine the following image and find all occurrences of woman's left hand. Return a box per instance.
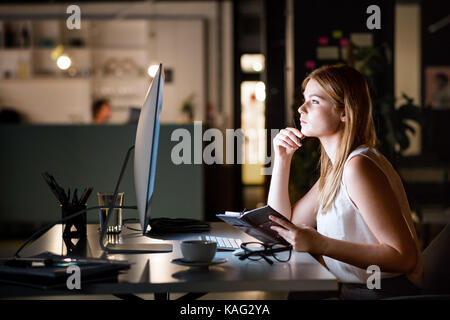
[269,215,326,255]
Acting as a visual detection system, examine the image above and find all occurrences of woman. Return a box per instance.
[268,65,423,299]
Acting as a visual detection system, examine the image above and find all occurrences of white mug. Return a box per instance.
[180,240,217,262]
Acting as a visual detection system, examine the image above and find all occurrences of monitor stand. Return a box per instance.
[100,225,173,253]
[105,243,173,253]
[99,145,173,254]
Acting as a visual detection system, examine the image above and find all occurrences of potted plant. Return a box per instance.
[181,93,195,123]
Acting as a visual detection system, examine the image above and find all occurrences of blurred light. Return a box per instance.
[147,64,159,77]
[305,60,316,70]
[340,38,349,47]
[57,55,71,70]
[318,37,329,45]
[255,82,266,102]
[51,45,64,60]
[240,54,265,73]
[252,62,263,72]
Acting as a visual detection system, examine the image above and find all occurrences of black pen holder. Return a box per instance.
[63,231,87,256]
[61,204,87,238]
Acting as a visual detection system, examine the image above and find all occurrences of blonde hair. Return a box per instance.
[302,65,377,213]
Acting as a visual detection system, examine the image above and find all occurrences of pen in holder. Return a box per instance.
[41,172,93,239]
[61,203,87,238]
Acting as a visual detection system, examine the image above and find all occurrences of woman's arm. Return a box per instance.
[267,128,303,219]
[270,155,418,274]
[267,156,294,219]
[290,180,319,227]
[334,155,418,273]
[267,127,319,227]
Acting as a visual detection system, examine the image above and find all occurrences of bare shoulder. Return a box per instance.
[343,155,392,199]
[343,154,386,185]
[343,154,394,210]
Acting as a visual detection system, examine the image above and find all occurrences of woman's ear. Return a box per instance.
[340,112,346,123]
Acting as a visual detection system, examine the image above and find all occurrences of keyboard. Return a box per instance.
[201,235,243,251]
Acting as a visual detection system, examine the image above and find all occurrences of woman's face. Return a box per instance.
[297,79,344,138]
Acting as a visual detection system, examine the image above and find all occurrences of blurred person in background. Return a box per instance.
[92,99,112,124]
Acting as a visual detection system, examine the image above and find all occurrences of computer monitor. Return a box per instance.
[99,63,172,253]
[134,63,163,235]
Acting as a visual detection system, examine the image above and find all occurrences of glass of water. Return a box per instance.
[97,192,124,234]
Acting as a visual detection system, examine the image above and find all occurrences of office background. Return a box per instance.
[0,0,449,256]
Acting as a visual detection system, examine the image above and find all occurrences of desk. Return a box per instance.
[1,222,337,299]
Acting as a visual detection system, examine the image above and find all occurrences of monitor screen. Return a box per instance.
[134,63,164,234]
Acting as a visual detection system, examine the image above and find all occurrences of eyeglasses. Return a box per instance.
[239,242,292,265]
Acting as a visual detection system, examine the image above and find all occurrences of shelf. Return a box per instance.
[0,76,152,82]
[0,47,147,51]
[92,75,149,81]
[31,47,90,52]
[0,76,91,82]
[0,75,150,81]
[91,47,148,51]
[0,48,32,52]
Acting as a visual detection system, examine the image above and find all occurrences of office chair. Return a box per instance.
[386,223,450,299]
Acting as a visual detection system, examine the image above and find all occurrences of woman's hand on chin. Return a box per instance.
[273,127,304,160]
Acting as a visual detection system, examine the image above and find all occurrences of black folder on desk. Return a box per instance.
[0,252,130,289]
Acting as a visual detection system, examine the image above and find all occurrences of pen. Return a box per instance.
[79,187,93,206]
[42,172,67,206]
[72,188,78,206]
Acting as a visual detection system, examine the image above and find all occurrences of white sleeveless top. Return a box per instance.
[316,145,423,285]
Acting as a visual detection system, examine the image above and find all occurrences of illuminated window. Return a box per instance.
[240,54,265,73]
[241,81,266,185]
